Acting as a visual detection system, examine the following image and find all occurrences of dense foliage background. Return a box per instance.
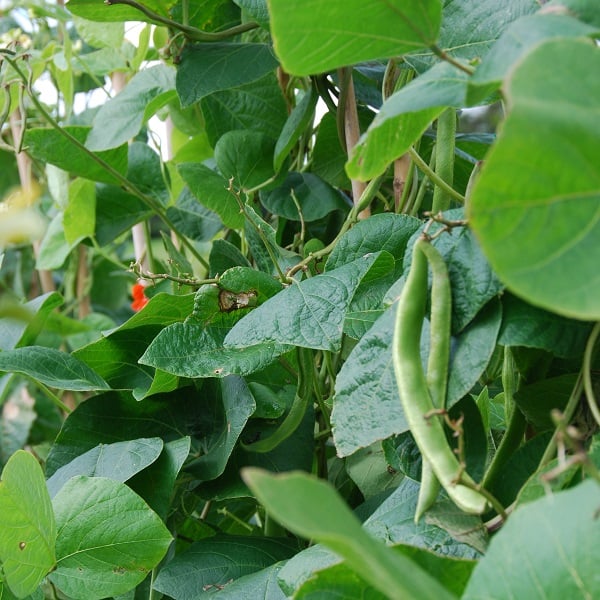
[0,0,599,598]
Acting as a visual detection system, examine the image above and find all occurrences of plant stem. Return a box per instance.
[583,321,600,427]
[105,0,259,42]
[33,380,72,414]
[408,146,465,204]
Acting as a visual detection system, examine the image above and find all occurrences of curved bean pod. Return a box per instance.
[393,236,488,515]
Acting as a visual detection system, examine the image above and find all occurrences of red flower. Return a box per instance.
[131,283,149,311]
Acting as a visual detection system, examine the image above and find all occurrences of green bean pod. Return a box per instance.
[413,240,453,521]
[241,347,313,453]
[393,236,488,515]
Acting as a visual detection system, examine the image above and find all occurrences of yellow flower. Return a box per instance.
[0,183,46,249]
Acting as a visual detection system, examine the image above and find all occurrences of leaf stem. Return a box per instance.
[105,0,259,41]
[430,44,474,75]
[408,146,465,204]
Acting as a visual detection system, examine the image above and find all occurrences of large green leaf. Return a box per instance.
[201,563,286,599]
[72,292,193,394]
[140,321,292,378]
[67,0,171,22]
[224,252,394,352]
[201,73,287,145]
[23,127,128,185]
[469,38,600,319]
[45,438,164,498]
[498,294,592,358]
[406,0,536,71]
[243,469,456,600]
[463,480,600,599]
[86,64,176,151]
[0,346,109,391]
[49,476,172,600]
[45,391,202,477]
[176,43,278,107]
[268,0,442,76]
[0,451,56,598]
[233,0,269,28]
[363,478,485,557]
[347,61,470,181]
[468,13,600,103]
[152,536,298,599]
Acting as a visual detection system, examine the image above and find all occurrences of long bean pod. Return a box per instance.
[393,236,487,515]
[414,241,452,521]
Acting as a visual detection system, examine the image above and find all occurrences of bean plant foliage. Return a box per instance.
[0,0,599,598]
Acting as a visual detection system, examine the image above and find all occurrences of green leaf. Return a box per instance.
[35,213,72,271]
[295,561,387,599]
[274,87,318,172]
[24,127,128,185]
[468,14,600,103]
[347,61,470,181]
[0,388,37,469]
[268,0,442,76]
[152,535,298,599]
[72,15,124,49]
[46,438,164,498]
[363,478,484,558]
[311,112,351,188]
[176,43,279,107]
[498,294,592,358]
[214,131,276,191]
[225,252,393,352]
[332,306,407,457]
[86,65,176,151]
[129,436,191,519]
[45,391,203,477]
[73,292,194,394]
[464,480,600,599]
[141,322,292,378]
[94,184,152,246]
[333,299,499,457]
[185,377,256,481]
[406,0,537,71]
[166,188,223,243]
[0,292,63,352]
[260,172,349,222]
[203,562,286,599]
[67,0,170,23]
[0,451,56,598]
[0,346,109,391]
[233,0,269,28]
[63,177,96,245]
[547,0,600,27]
[178,163,244,229]
[468,38,600,320]
[49,476,172,600]
[446,298,502,405]
[201,73,288,146]
[345,443,404,499]
[242,469,456,600]
[513,374,577,432]
[390,218,504,333]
